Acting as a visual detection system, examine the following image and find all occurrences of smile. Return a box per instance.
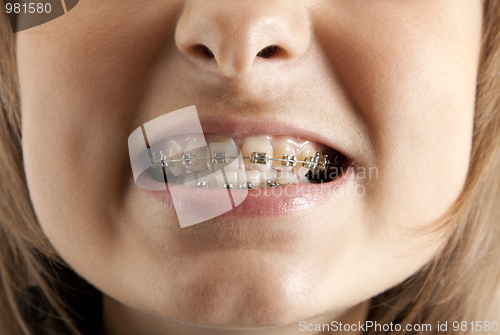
[144,134,347,189]
[128,106,353,226]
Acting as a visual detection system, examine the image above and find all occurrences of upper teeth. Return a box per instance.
[147,134,338,188]
[272,144,295,171]
[154,151,330,171]
[241,136,274,173]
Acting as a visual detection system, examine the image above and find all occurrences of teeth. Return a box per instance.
[213,170,227,187]
[181,174,199,187]
[241,136,273,173]
[209,137,241,172]
[185,139,211,172]
[259,169,278,187]
[196,169,230,187]
[195,170,226,188]
[294,142,316,178]
[298,176,310,184]
[238,169,261,188]
[165,141,185,177]
[237,170,247,188]
[196,169,216,188]
[224,171,238,186]
[174,174,187,184]
[272,144,295,171]
[189,167,311,188]
[146,134,342,189]
[277,171,299,185]
[197,170,211,179]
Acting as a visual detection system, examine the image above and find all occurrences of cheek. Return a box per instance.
[315,0,481,228]
[17,2,183,273]
[303,0,481,301]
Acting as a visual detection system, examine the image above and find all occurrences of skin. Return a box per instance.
[16,0,482,334]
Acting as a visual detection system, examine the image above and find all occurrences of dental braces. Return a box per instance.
[149,151,335,173]
[146,150,340,189]
[195,180,282,189]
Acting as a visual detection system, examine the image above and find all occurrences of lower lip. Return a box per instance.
[142,167,353,224]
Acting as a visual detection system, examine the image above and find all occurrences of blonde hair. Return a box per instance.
[1,1,499,334]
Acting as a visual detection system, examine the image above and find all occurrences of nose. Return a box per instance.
[175,0,311,77]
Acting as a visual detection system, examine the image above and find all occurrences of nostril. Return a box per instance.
[193,44,215,59]
[256,45,282,59]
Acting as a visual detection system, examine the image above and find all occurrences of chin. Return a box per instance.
[134,250,326,328]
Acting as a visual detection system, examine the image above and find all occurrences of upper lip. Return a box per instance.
[136,105,355,165]
[196,114,351,160]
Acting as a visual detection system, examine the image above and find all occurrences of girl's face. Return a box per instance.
[17,0,482,331]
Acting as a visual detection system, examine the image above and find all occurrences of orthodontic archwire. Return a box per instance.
[147,150,339,189]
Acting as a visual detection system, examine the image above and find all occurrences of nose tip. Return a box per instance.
[175,0,311,77]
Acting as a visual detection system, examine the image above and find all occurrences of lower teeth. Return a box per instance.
[163,161,344,189]
[195,180,282,189]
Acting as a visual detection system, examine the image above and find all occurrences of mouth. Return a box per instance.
[142,133,349,189]
[128,107,354,226]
